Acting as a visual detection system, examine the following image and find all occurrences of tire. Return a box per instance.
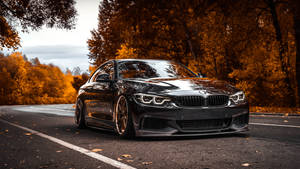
[115,95,135,138]
[75,99,86,129]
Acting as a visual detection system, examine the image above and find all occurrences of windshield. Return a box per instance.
[118,60,197,79]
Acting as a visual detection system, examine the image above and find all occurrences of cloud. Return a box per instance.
[20,45,90,72]
[22,45,88,58]
[1,0,100,73]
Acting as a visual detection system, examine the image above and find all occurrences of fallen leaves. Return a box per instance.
[25,133,32,136]
[242,163,250,167]
[142,161,152,165]
[117,154,134,163]
[91,148,103,152]
[122,154,132,158]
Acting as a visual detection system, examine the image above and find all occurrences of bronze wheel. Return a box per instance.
[75,99,86,128]
[115,95,128,135]
[115,95,135,138]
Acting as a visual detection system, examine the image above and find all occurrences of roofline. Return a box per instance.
[114,59,171,62]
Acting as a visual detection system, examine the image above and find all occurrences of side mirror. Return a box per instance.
[95,74,111,82]
[197,72,206,78]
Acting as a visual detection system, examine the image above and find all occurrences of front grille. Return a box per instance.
[208,95,229,106]
[174,95,229,107]
[175,96,205,106]
[177,118,231,130]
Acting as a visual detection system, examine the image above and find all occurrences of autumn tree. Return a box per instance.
[0,52,76,105]
[72,73,89,92]
[0,0,77,49]
[88,0,121,65]
[88,0,299,107]
[289,0,300,106]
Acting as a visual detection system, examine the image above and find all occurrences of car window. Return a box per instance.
[118,60,196,79]
[91,62,114,82]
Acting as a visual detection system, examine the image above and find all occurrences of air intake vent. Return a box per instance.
[177,118,231,130]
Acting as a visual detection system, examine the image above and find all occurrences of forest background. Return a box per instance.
[1,0,300,111]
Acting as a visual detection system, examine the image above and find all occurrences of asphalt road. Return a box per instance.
[0,105,300,169]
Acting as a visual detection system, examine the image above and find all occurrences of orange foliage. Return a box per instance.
[0,52,76,105]
[116,43,137,59]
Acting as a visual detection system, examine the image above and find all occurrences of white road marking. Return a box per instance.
[12,106,74,117]
[0,119,136,169]
[250,122,300,128]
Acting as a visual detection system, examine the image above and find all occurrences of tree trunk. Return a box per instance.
[267,0,295,106]
[182,22,197,60]
[292,0,300,107]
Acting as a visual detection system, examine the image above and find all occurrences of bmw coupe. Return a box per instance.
[75,59,249,138]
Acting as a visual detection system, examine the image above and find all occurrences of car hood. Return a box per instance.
[123,78,240,96]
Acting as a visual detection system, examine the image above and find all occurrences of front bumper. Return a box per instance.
[131,101,249,137]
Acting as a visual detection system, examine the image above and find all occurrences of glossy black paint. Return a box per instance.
[76,59,249,137]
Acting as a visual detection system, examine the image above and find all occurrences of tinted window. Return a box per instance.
[118,60,196,79]
[91,62,114,82]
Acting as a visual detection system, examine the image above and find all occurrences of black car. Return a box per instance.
[75,59,249,138]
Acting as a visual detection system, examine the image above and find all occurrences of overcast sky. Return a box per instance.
[10,0,99,73]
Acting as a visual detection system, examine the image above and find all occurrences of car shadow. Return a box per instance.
[134,133,249,142]
[42,117,250,142]
[58,124,250,142]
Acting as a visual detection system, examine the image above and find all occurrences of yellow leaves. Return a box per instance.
[0,52,77,105]
[250,107,300,114]
[89,65,97,74]
[121,154,132,158]
[169,10,174,15]
[0,16,20,50]
[118,154,152,165]
[116,44,137,59]
[24,133,32,136]
[142,161,152,165]
[91,149,103,152]
[242,163,250,167]
[118,154,134,163]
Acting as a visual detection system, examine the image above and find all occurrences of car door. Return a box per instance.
[86,61,115,129]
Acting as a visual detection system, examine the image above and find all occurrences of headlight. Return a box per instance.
[229,91,245,103]
[134,93,171,105]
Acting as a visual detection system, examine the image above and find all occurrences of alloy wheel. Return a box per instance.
[115,95,129,135]
[75,99,86,128]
